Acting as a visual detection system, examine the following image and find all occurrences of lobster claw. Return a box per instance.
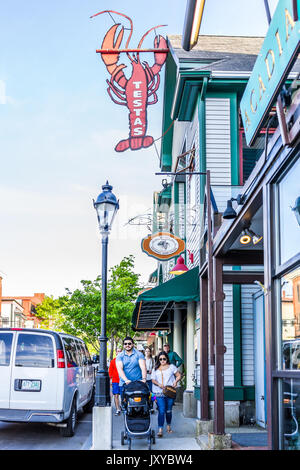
[101,23,124,68]
[154,35,168,66]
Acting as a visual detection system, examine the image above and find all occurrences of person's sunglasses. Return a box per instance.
[159,357,167,361]
[124,342,133,346]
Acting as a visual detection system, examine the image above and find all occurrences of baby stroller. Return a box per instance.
[120,380,156,450]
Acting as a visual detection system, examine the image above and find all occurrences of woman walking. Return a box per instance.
[151,351,181,437]
[145,347,154,392]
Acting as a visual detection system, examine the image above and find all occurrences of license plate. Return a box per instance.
[21,380,41,391]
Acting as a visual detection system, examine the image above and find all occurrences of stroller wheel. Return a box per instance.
[121,431,125,446]
[152,429,156,444]
[128,437,132,450]
[148,436,152,450]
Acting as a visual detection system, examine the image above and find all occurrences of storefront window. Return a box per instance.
[281,378,300,450]
[281,267,300,370]
[278,157,300,265]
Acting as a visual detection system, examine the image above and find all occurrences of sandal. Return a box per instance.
[167,426,173,433]
[157,430,163,437]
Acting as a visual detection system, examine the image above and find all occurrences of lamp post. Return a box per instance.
[93,181,119,407]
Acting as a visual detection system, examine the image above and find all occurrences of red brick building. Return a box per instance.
[1,293,45,328]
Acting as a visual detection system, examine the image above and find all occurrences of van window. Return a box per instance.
[76,340,89,366]
[62,337,80,368]
[84,344,91,362]
[0,333,13,366]
[15,334,55,368]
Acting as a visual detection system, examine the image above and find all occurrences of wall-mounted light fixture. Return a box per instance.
[169,255,189,275]
[239,230,252,245]
[188,250,194,264]
[248,229,263,245]
[239,226,263,246]
[223,194,246,220]
[292,196,300,226]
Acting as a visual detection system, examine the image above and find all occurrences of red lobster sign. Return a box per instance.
[91,10,168,153]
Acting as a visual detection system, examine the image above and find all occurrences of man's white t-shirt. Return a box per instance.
[151,364,178,395]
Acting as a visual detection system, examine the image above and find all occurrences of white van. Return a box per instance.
[0,328,95,437]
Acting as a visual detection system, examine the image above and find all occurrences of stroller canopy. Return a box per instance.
[124,380,150,395]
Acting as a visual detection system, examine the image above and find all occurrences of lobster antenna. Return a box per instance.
[137,24,167,49]
[90,10,133,51]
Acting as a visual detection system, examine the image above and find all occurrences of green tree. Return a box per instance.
[35,295,66,331]
[36,255,141,355]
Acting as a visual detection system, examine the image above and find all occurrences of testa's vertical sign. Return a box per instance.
[91,10,168,153]
[240,0,300,146]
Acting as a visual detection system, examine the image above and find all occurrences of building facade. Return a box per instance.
[132,24,300,448]
[1,293,44,328]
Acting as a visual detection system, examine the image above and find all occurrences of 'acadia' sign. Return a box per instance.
[240,0,300,146]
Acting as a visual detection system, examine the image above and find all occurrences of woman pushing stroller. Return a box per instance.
[151,351,181,437]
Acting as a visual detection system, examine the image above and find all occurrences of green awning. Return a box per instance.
[132,267,199,331]
[148,269,158,283]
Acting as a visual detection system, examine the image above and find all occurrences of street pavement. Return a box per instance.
[0,409,92,450]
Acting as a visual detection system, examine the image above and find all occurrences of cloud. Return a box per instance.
[0,80,6,104]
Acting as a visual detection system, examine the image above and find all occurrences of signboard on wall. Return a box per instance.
[240,0,300,146]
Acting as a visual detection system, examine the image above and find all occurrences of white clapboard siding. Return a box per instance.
[241,285,259,386]
[178,182,185,240]
[206,98,231,191]
[209,285,234,386]
[186,111,201,269]
[224,285,234,386]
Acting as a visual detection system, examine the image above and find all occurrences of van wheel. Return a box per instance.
[83,387,95,413]
[60,398,77,437]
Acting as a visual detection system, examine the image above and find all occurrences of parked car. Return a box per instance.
[0,328,95,437]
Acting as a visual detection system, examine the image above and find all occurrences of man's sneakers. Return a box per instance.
[115,410,121,416]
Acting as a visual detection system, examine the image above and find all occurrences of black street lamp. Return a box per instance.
[93,181,119,407]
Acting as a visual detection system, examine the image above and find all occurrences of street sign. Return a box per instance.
[240,0,300,146]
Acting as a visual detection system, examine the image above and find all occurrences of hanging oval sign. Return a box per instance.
[141,232,185,260]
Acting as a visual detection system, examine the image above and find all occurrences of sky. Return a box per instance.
[0,0,278,298]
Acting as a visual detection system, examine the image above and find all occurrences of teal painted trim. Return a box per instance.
[198,95,206,205]
[158,263,163,286]
[161,153,172,172]
[160,54,176,171]
[174,182,179,237]
[178,82,202,121]
[172,71,211,120]
[194,386,255,401]
[233,284,242,387]
[230,93,239,185]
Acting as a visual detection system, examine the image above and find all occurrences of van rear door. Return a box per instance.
[0,332,14,408]
[10,332,59,410]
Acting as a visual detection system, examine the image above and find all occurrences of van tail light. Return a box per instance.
[57,349,66,368]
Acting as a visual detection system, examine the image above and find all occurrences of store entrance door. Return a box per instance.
[254,290,266,428]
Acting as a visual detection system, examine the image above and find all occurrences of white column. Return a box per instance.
[157,335,163,351]
[173,305,182,360]
[186,301,195,391]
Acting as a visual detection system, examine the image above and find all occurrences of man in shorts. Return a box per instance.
[109,347,122,415]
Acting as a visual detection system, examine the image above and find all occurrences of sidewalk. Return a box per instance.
[112,402,200,450]
[84,403,268,451]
